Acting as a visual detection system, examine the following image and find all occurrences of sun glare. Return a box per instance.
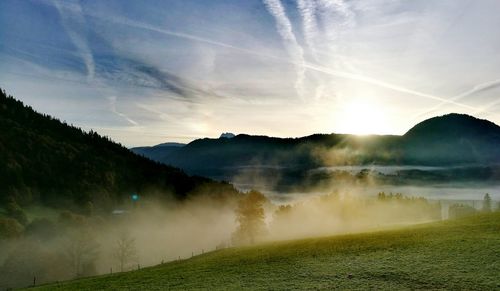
[335,99,389,135]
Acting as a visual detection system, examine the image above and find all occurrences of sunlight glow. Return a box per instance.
[335,99,390,135]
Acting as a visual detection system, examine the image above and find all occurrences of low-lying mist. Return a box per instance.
[0,186,448,289]
[267,192,441,241]
[0,195,238,289]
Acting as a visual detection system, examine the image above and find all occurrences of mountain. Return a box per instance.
[220,132,236,139]
[131,142,185,163]
[0,89,237,210]
[133,133,403,171]
[132,113,500,186]
[401,113,500,165]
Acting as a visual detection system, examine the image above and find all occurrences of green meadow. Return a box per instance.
[31,212,500,290]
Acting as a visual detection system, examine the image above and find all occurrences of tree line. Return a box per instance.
[0,88,239,213]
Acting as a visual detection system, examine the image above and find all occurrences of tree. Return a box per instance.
[232,190,268,245]
[482,193,492,213]
[63,229,99,278]
[113,232,138,272]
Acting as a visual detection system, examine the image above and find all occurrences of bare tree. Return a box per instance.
[64,230,99,278]
[113,232,138,272]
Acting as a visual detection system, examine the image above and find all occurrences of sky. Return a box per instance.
[1,0,500,147]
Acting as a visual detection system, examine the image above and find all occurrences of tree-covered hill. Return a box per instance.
[134,114,500,172]
[401,113,500,165]
[0,89,238,209]
[132,113,500,189]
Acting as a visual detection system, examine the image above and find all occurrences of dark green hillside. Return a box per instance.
[0,89,237,209]
[32,212,500,290]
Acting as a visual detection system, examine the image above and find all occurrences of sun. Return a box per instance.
[335,99,390,135]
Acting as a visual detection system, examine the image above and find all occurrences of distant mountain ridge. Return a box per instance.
[132,113,500,178]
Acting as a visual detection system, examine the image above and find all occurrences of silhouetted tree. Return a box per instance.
[483,193,492,213]
[64,230,99,278]
[113,232,138,272]
[232,190,268,245]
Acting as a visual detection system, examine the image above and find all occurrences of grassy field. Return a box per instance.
[31,212,500,290]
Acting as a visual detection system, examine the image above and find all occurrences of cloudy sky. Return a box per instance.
[1,0,500,146]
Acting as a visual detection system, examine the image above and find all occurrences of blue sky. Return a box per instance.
[1,0,500,146]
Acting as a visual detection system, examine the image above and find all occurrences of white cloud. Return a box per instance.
[2,0,500,146]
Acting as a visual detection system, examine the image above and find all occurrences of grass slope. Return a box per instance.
[32,213,500,290]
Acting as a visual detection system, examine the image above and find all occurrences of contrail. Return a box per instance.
[304,63,478,110]
[305,0,356,100]
[263,0,306,98]
[317,0,355,72]
[95,13,482,111]
[297,0,320,60]
[412,78,500,120]
[107,96,139,126]
[43,1,484,112]
[317,0,355,44]
[52,0,95,82]
[53,1,144,126]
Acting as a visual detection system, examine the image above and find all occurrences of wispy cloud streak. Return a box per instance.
[263,0,306,98]
[413,79,500,120]
[52,0,95,81]
[90,11,481,112]
[297,0,320,61]
[107,95,138,126]
[33,1,494,115]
